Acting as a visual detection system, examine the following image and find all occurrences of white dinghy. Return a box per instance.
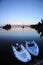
[25,40,39,56]
[12,43,31,62]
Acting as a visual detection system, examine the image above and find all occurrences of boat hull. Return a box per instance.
[25,40,39,56]
[12,44,31,62]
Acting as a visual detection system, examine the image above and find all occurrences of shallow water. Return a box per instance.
[0,27,43,65]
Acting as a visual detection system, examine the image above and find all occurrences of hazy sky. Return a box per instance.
[0,0,43,25]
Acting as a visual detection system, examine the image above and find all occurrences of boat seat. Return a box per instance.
[28,44,34,47]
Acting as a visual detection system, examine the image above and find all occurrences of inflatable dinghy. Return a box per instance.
[12,43,31,62]
[25,40,39,56]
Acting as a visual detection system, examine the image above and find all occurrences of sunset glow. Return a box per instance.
[0,0,43,25]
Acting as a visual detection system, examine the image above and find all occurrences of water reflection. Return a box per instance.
[3,26,43,38]
[3,26,11,31]
[10,27,32,31]
[0,27,43,41]
[32,27,43,38]
[37,29,43,38]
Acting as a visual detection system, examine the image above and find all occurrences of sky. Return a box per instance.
[0,0,43,25]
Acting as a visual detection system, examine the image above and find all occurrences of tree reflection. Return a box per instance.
[3,24,11,31]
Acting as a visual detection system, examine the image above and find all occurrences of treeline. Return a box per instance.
[3,24,11,30]
[30,19,43,37]
[30,19,43,30]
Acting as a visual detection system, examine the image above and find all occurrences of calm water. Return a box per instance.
[0,27,43,65]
